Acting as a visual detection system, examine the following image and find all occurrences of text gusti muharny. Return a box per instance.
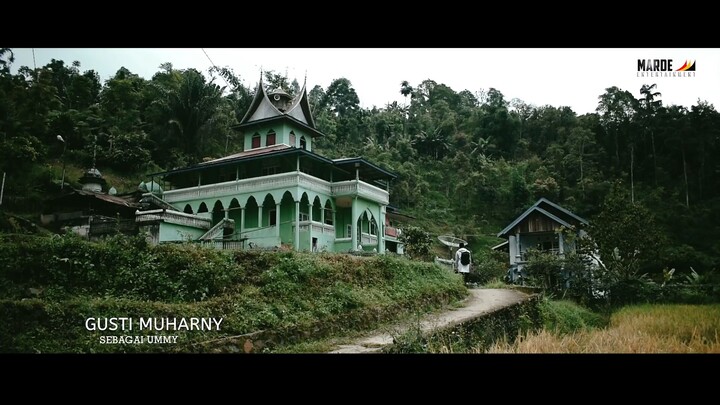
[85,317,223,331]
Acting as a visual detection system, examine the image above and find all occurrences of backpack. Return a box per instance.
[460,250,471,266]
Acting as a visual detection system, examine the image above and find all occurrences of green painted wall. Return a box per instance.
[244,202,259,228]
[335,207,352,238]
[159,223,206,242]
[241,121,313,152]
[228,207,242,233]
[279,198,295,244]
[335,239,352,252]
[313,229,335,252]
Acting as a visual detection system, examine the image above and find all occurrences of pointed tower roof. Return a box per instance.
[236,77,321,137]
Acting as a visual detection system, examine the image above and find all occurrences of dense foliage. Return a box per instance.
[1,47,719,281]
[0,234,466,352]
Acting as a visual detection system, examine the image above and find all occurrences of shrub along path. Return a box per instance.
[328,288,531,353]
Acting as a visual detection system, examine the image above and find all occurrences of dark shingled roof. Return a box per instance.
[497,198,588,239]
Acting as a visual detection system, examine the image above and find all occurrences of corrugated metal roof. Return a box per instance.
[198,144,291,165]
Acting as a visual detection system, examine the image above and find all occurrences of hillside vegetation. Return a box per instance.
[0,234,466,353]
[487,303,720,353]
[2,48,720,352]
[1,48,718,282]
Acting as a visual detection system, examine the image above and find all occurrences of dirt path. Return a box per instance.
[328,288,531,353]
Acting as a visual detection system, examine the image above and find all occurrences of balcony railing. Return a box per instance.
[136,209,212,230]
[332,180,389,205]
[163,172,332,203]
[161,171,389,205]
[295,220,335,234]
[361,232,378,246]
[197,240,246,250]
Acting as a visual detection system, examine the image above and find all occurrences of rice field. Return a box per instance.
[486,304,720,353]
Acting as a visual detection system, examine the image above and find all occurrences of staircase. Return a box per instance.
[199,218,235,241]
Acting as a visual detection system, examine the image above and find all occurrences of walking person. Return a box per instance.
[455,242,472,282]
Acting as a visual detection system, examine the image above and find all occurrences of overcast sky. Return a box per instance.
[8,48,720,116]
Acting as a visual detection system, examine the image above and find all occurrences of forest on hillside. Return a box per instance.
[1,48,719,281]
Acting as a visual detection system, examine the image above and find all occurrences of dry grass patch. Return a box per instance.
[487,304,720,353]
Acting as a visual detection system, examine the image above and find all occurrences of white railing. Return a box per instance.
[135,209,212,230]
[331,180,389,204]
[361,232,378,246]
[298,172,332,195]
[163,172,301,203]
[294,221,335,235]
[357,182,389,204]
[163,172,333,204]
[308,221,334,234]
[198,240,246,250]
[199,218,235,241]
[161,172,388,205]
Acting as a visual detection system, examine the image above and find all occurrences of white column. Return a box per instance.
[294,200,300,251]
[275,203,281,238]
[378,205,385,254]
[308,202,313,251]
[258,205,263,228]
[240,207,245,236]
[508,235,516,265]
[351,197,358,251]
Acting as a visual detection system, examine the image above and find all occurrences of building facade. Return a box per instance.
[494,198,590,280]
[135,79,402,253]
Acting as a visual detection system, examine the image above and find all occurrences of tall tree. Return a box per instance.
[662,105,691,208]
[472,88,520,159]
[322,78,362,147]
[638,83,662,186]
[596,86,638,201]
[148,67,225,165]
[589,182,667,279]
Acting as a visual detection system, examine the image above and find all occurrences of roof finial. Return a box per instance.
[304,70,307,87]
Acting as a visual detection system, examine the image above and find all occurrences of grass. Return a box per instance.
[0,234,468,353]
[487,303,720,353]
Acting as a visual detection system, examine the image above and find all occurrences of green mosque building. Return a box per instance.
[135,78,405,254]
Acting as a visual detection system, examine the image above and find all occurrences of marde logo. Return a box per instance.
[637,59,696,77]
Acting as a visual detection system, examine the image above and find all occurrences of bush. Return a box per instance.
[0,233,240,302]
[0,236,469,352]
[467,249,507,284]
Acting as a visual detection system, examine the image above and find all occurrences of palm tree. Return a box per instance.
[399,81,414,134]
[639,83,662,185]
[152,69,224,162]
[400,80,413,102]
